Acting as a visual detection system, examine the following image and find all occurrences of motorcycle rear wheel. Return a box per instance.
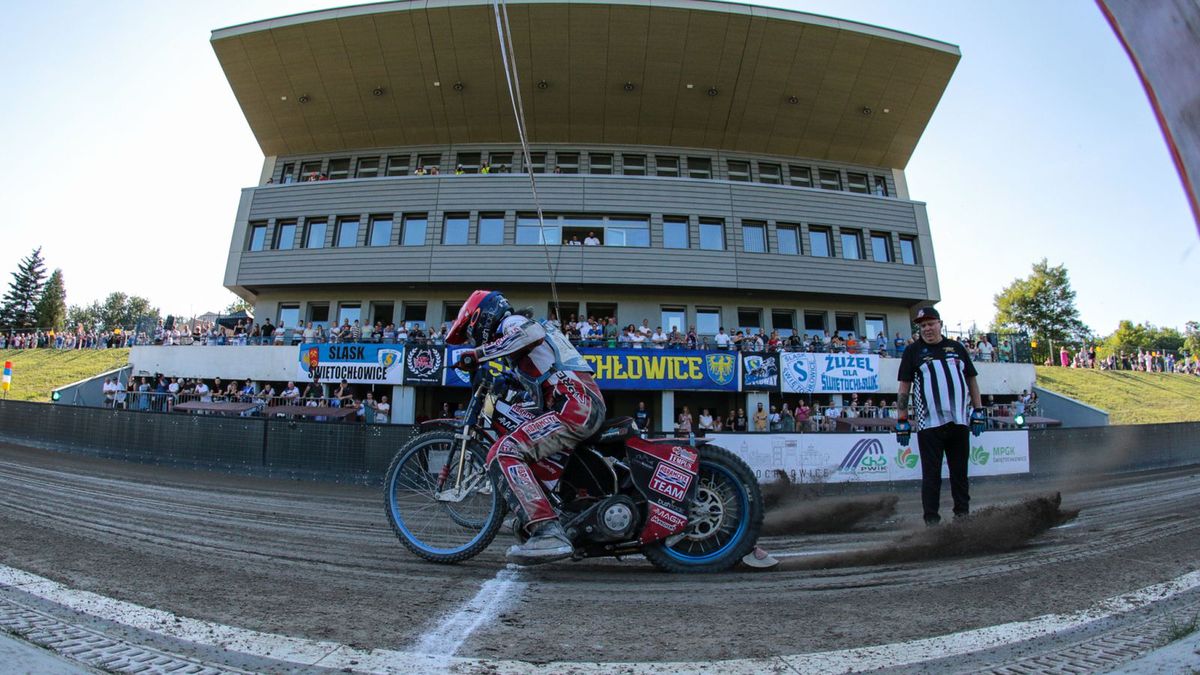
[643,444,763,573]
[384,431,505,563]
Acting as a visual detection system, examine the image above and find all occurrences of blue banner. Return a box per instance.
[444,347,739,391]
[297,343,405,385]
[781,353,881,393]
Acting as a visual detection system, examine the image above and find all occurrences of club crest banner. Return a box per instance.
[740,352,780,391]
[444,347,739,391]
[296,343,404,385]
[402,345,444,385]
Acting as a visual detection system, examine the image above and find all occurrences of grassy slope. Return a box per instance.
[0,349,130,402]
[1035,366,1200,425]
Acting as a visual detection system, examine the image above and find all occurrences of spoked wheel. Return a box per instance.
[644,444,763,573]
[384,431,506,563]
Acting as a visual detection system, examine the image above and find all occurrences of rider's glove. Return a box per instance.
[453,349,481,372]
[970,408,987,437]
[895,419,912,446]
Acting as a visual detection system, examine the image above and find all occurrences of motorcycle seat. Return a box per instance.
[586,417,638,445]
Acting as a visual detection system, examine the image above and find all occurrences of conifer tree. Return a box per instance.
[0,247,48,330]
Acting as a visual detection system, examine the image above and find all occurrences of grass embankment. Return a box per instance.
[0,349,130,403]
[1035,366,1200,425]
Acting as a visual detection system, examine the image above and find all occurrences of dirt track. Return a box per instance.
[0,441,1198,666]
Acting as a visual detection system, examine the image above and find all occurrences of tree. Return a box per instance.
[0,247,48,330]
[224,293,253,315]
[1186,321,1200,357]
[1099,321,1187,358]
[66,292,160,331]
[991,258,1090,363]
[34,269,67,330]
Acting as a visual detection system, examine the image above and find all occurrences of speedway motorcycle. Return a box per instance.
[384,367,763,572]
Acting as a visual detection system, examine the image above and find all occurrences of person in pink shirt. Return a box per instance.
[1059,345,1070,368]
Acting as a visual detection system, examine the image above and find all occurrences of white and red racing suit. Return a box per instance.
[476,314,605,530]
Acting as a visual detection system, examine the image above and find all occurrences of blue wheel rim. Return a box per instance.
[388,444,497,556]
[663,460,749,564]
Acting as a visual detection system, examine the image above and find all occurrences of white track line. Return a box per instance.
[412,564,524,664]
[2,563,1198,674]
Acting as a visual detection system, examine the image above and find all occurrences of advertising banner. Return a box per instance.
[704,431,1029,484]
[444,346,739,391]
[781,353,882,394]
[402,345,445,385]
[740,352,780,392]
[296,343,404,385]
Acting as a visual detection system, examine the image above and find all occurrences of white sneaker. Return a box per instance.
[505,521,573,565]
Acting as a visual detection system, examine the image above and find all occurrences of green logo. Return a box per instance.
[895,447,919,469]
[970,445,990,466]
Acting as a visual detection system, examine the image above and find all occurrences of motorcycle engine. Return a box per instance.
[566,495,639,543]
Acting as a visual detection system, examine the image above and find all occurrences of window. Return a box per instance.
[307,303,330,329]
[871,232,893,263]
[699,219,725,251]
[555,152,579,174]
[777,224,800,255]
[443,303,461,326]
[899,236,918,265]
[758,163,781,184]
[442,213,470,245]
[328,159,350,180]
[661,307,686,333]
[771,310,796,337]
[840,229,863,260]
[455,152,481,173]
[687,157,711,179]
[278,304,299,330]
[416,153,441,173]
[803,311,826,338]
[401,214,427,246]
[385,155,409,176]
[526,152,546,173]
[488,152,512,171]
[622,154,646,176]
[356,157,380,178]
[402,303,427,330]
[372,302,394,328]
[742,221,767,253]
[299,160,322,179]
[835,313,858,339]
[809,227,831,257]
[550,302,579,325]
[273,220,297,250]
[304,219,327,249]
[516,215,561,245]
[337,302,361,327]
[280,162,295,184]
[605,217,650,247]
[335,217,359,247]
[663,217,690,249]
[847,172,869,194]
[368,216,393,247]
[727,160,750,182]
[696,308,721,336]
[589,153,612,175]
[248,222,267,251]
[865,315,887,343]
[789,165,812,188]
[737,308,761,335]
[873,176,889,197]
[587,302,617,324]
[655,156,679,177]
[818,169,842,190]
[478,213,505,245]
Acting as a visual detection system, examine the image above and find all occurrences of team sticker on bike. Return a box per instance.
[649,462,693,502]
[666,446,697,471]
[647,504,688,532]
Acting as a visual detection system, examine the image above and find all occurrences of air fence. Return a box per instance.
[0,400,1196,485]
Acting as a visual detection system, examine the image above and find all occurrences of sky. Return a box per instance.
[0,0,1196,334]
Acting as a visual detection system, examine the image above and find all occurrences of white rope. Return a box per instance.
[492,0,561,323]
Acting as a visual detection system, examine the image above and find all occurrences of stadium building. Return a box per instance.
[135,0,1034,427]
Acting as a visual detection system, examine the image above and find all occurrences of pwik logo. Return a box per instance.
[839,438,887,473]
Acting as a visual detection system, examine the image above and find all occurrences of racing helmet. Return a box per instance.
[446,290,513,346]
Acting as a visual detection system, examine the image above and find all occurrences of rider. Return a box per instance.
[446,290,605,564]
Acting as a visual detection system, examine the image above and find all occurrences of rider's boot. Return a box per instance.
[505,519,573,565]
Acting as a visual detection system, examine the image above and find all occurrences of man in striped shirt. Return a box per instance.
[896,307,987,525]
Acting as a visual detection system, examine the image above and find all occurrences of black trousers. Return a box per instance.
[917,423,970,523]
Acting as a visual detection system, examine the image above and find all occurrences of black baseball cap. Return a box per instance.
[914,307,941,323]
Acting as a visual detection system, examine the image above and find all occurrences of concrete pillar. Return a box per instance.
[746,391,770,428]
[393,385,416,424]
[660,390,675,433]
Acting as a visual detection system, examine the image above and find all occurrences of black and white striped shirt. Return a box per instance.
[898,338,978,431]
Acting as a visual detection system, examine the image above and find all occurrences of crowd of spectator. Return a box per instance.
[1,328,134,350]
[1054,345,1200,376]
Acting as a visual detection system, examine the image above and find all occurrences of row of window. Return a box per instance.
[274,299,889,341]
[275,151,891,195]
[247,213,918,264]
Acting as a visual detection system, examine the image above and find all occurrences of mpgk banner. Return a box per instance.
[296,343,404,385]
[781,353,881,394]
[704,431,1030,484]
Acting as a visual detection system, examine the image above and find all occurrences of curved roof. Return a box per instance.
[212,0,960,168]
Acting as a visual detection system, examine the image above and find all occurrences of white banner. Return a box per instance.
[704,431,1029,484]
[781,353,882,393]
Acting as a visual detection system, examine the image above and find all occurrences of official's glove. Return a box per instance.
[453,349,481,372]
[895,419,912,447]
[970,408,987,437]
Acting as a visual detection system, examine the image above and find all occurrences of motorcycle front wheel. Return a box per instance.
[643,444,763,573]
[384,431,506,563]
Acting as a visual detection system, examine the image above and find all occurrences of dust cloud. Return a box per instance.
[761,470,899,535]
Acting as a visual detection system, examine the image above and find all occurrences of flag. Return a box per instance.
[2,361,11,392]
